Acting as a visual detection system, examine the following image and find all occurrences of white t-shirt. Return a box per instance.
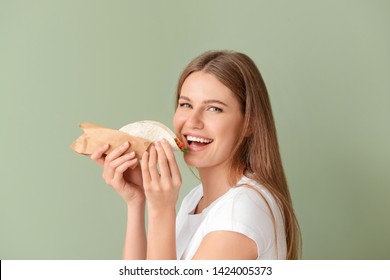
[176,176,287,260]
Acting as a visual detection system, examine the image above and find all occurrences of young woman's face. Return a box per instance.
[174,71,244,170]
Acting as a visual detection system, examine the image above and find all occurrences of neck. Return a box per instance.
[197,164,243,210]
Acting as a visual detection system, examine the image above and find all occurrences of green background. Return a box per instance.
[1,0,389,259]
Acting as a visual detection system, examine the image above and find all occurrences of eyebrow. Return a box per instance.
[178,96,229,107]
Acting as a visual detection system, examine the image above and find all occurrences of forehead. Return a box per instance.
[180,71,237,104]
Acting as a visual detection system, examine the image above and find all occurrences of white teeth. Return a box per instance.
[187,135,213,144]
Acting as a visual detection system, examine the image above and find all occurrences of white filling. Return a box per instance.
[186,135,213,144]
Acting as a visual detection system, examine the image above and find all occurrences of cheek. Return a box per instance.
[220,118,244,144]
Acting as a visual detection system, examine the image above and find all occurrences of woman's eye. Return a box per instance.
[208,106,222,112]
[179,103,192,109]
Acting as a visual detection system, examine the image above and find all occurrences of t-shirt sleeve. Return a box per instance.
[203,187,279,257]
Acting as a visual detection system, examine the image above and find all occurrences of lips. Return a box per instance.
[186,135,213,144]
[183,134,214,151]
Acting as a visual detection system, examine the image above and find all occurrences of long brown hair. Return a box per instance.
[175,50,301,259]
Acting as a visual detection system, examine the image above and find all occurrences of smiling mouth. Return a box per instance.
[185,135,214,146]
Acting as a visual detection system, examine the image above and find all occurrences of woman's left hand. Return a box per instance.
[141,139,182,213]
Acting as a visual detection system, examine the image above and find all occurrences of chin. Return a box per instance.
[183,155,205,169]
[184,157,221,170]
[183,158,198,168]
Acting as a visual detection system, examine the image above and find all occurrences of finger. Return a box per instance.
[103,142,131,180]
[105,141,130,162]
[155,141,171,179]
[104,153,130,182]
[141,151,151,185]
[148,145,160,182]
[112,158,138,187]
[90,144,110,167]
[161,139,181,184]
[109,152,136,170]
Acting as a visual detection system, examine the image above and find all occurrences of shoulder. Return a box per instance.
[207,177,280,225]
[201,177,286,259]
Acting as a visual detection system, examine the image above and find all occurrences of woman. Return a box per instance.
[91,50,301,260]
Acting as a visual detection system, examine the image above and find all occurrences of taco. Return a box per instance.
[71,120,187,159]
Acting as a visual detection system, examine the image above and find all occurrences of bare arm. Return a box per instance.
[91,142,147,259]
[141,140,181,260]
[122,200,147,259]
[146,208,176,259]
[192,231,258,260]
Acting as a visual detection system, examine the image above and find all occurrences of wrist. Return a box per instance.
[126,197,146,209]
[147,206,176,219]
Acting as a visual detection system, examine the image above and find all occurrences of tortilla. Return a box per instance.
[119,120,180,152]
[71,121,186,159]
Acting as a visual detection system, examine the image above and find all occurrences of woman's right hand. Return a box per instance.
[91,142,145,205]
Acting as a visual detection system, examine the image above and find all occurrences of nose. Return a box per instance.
[186,110,204,130]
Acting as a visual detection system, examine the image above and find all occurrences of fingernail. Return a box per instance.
[129,151,135,157]
[123,142,129,147]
